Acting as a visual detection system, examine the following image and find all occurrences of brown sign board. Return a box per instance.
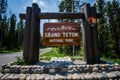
[43,22,80,46]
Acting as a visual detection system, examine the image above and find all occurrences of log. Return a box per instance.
[23,7,32,63]
[20,13,100,19]
[83,3,94,64]
[29,3,40,64]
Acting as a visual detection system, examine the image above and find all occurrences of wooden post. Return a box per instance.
[23,7,32,64]
[91,7,100,63]
[83,3,94,64]
[29,3,40,64]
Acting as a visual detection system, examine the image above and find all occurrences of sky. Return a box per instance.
[7,0,96,34]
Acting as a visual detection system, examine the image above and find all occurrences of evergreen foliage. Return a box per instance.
[58,0,82,56]
[0,0,7,49]
[0,0,43,52]
[58,0,120,59]
[0,0,25,51]
[96,0,120,58]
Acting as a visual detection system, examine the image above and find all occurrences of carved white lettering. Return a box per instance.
[62,32,78,37]
[49,39,64,42]
[45,33,60,37]
[65,39,73,42]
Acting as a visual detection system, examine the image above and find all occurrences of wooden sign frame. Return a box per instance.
[20,3,100,64]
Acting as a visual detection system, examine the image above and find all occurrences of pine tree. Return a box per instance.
[0,0,7,13]
[40,33,44,48]
[95,0,106,55]
[105,0,120,57]
[112,0,120,57]
[2,18,10,49]
[59,0,65,12]
[8,14,17,50]
[58,0,83,55]
[17,19,24,49]
[58,0,72,55]
[0,0,7,49]
[96,0,120,58]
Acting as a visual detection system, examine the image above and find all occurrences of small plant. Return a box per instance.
[71,56,75,61]
[11,57,27,65]
[70,56,84,61]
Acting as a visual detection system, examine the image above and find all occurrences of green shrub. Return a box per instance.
[11,57,27,65]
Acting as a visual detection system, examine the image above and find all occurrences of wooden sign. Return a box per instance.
[43,22,80,46]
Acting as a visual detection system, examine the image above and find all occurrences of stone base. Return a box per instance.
[0,63,120,79]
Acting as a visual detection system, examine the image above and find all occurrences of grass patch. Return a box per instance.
[39,48,66,61]
[70,48,84,61]
[39,48,84,61]
[101,56,120,64]
[71,56,84,61]
[78,49,84,56]
[0,49,23,54]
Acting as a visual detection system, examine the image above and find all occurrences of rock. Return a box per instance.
[20,68,26,73]
[33,68,39,74]
[5,74,20,80]
[101,72,109,79]
[0,66,2,72]
[78,74,85,80]
[19,74,28,80]
[43,68,49,73]
[4,69,10,73]
[15,68,21,74]
[50,75,54,80]
[101,64,107,68]
[54,74,66,80]
[50,57,57,62]
[49,68,55,74]
[106,73,117,79]
[93,64,99,68]
[11,74,20,80]
[96,73,109,79]
[0,73,10,80]
[50,57,72,62]
[107,66,114,71]
[72,67,77,73]
[36,74,44,80]
[68,65,73,69]
[0,72,3,78]
[91,73,98,79]
[111,71,120,77]
[114,66,120,71]
[66,74,72,79]
[30,74,36,80]
[114,63,119,66]
[10,65,17,68]
[42,74,50,79]
[92,67,99,72]
[45,74,54,80]
[26,74,31,80]
[101,68,106,71]
[72,73,80,79]
[61,67,67,73]
[95,73,103,79]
